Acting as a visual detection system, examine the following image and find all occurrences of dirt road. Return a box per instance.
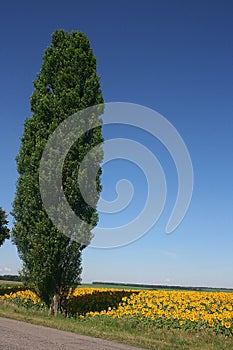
[0,317,144,350]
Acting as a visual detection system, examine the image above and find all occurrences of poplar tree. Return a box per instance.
[0,207,9,247]
[11,30,103,314]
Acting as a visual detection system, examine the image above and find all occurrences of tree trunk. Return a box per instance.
[53,293,60,316]
[48,293,60,316]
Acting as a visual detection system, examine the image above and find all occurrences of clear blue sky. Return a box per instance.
[0,0,232,287]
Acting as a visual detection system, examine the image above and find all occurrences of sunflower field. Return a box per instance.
[0,286,45,310]
[1,286,233,336]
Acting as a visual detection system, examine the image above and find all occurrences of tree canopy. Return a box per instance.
[11,29,104,312]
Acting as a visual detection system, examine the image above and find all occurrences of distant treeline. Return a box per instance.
[0,275,21,282]
[92,281,233,292]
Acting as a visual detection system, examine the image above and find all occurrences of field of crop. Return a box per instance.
[0,280,22,286]
[1,286,233,337]
[87,289,233,335]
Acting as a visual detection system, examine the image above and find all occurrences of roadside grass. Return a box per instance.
[0,302,232,350]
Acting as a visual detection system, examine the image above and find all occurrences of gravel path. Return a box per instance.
[0,317,144,350]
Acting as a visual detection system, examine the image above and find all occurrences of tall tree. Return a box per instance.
[11,29,103,314]
[0,206,10,247]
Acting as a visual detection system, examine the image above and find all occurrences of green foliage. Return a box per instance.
[0,207,10,247]
[11,29,104,308]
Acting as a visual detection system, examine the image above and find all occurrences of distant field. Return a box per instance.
[0,281,149,290]
[1,280,232,293]
[0,282,142,290]
[81,283,150,290]
[89,282,233,293]
[0,280,22,286]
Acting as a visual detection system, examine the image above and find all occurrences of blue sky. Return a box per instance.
[0,0,232,287]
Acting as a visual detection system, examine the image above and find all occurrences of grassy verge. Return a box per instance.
[0,302,232,350]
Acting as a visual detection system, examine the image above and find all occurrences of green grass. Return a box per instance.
[0,302,232,350]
